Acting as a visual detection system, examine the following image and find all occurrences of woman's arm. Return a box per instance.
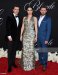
[20,17,25,41]
[20,18,24,36]
[34,17,38,42]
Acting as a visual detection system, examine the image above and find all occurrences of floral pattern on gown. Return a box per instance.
[21,17,35,71]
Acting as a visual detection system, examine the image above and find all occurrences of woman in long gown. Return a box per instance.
[20,6,37,71]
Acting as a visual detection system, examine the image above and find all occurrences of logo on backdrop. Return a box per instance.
[0,9,4,26]
[24,0,55,11]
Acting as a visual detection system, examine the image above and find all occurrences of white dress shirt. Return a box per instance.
[15,17,19,27]
[38,15,45,27]
[13,13,19,27]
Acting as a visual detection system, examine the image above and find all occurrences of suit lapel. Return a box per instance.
[12,14,17,26]
[38,15,47,28]
[12,14,19,28]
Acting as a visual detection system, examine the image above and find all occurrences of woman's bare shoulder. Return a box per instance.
[33,16,37,20]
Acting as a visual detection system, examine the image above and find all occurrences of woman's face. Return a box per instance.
[27,7,33,15]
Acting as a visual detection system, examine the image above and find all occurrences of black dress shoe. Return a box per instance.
[43,67,46,72]
[8,67,12,73]
[13,64,18,68]
[35,63,41,69]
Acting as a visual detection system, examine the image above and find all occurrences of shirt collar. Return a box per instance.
[13,13,17,17]
[40,15,45,18]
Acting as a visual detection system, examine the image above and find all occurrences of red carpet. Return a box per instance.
[0,58,58,75]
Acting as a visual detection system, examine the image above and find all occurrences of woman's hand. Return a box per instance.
[34,36,37,43]
[20,35,22,41]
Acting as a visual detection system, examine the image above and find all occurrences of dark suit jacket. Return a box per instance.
[5,13,23,50]
[6,13,22,41]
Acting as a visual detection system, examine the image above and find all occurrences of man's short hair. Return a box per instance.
[39,5,48,10]
[12,5,20,9]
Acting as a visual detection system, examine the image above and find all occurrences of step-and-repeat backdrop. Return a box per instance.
[0,0,58,62]
[0,0,58,48]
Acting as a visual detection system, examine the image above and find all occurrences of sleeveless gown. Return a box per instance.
[21,17,35,71]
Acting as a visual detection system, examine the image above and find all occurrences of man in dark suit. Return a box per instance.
[6,5,22,72]
[37,6,51,71]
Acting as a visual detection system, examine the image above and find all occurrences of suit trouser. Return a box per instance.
[38,40,48,67]
[8,40,17,68]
